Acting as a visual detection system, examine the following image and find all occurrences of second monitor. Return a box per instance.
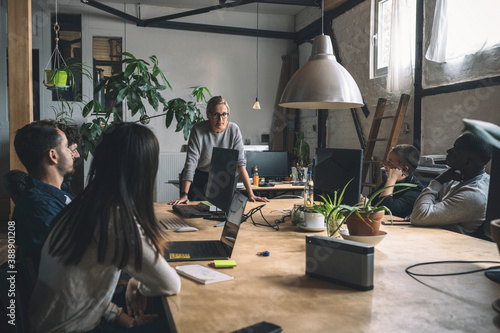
[314,148,363,206]
[245,151,289,183]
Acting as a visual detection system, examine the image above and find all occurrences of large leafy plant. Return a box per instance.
[80,52,210,159]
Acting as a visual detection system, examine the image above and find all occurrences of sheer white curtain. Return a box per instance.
[387,0,416,93]
[426,0,500,63]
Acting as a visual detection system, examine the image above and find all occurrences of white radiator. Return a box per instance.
[156,152,186,202]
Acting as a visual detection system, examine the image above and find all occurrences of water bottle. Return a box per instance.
[253,166,259,186]
[304,170,314,208]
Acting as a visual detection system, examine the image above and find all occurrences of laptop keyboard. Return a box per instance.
[169,241,225,257]
[160,217,193,230]
[191,242,223,257]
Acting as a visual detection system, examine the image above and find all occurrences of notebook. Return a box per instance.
[165,191,248,262]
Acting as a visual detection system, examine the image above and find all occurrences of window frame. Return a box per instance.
[372,0,392,78]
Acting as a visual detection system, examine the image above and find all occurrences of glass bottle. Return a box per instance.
[253,166,259,186]
[304,170,314,208]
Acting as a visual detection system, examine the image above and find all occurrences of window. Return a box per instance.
[92,36,123,116]
[372,0,392,77]
[426,0,500,63]
[372,0,416,92]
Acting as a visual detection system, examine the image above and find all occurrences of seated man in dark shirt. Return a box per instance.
[9,120,79,270]
[362,144,424,218]
[4,120,82,201]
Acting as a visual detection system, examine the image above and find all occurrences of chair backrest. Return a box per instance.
[2,170,29,205]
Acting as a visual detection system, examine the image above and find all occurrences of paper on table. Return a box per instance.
[176,264,234,285]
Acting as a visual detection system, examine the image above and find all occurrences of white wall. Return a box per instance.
[121,4,295,153]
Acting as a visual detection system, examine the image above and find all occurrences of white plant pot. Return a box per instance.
[304,212,325,228]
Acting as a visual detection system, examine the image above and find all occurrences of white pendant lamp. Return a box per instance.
[279,1,363,110]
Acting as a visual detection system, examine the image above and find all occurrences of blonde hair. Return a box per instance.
[206,96,230,115]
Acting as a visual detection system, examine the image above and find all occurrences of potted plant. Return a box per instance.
[45,69,68,87]
[301,203,326,229]
[323,180,418,237]
[45,60,93,90]
[81,52,211,159]
[318,179,356,237]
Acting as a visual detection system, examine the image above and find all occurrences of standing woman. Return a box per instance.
[169,96,269,205]
[29,123,181,332]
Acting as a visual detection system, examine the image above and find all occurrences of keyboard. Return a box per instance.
[160,217,194,230]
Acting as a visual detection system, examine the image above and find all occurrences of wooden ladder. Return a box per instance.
[362,94,410,190]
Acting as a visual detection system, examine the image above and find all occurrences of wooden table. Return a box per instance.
[158,200,500,332]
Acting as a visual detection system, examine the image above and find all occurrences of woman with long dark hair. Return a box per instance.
[29,123,181,332]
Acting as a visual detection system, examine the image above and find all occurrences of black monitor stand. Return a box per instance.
[485,266,500,283]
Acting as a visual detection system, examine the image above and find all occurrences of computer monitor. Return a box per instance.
[205,147,239,213]
[314,148,363,206]
[245,151,289,182]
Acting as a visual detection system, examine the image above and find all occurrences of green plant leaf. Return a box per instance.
[367,183,417,209]
[115,86,129,105]
[122,51,136,60]
[165,109,174,128]
[124,62,137,78]
[82,101,94,117]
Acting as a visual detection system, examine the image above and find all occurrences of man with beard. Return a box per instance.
[410,133,492,237]
[10,120,77,270]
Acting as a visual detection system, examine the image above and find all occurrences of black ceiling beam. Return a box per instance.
[145,0,257,25]
[149,21,295,39]
[81,0,305,40]
[81,0,146,26]
[260,0,317,5]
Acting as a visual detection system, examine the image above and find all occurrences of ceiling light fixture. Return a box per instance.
[278,0,363,110]
[252,2,261,110]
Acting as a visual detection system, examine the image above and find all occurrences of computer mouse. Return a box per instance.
[175,226,198,232]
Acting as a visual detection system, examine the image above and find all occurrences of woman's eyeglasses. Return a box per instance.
[209,112,229,119]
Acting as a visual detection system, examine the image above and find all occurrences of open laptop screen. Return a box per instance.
[221,191,248,251]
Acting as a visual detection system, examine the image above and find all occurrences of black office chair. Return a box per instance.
[2,170,28,205]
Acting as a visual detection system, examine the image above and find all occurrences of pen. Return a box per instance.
[214,222,225,227]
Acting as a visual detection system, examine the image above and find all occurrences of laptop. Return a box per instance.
[172,204,213,218]
[165,191,248,262]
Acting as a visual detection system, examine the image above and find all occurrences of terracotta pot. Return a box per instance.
[346,210,385,236]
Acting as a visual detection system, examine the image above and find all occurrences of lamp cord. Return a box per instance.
[255,2,259,101]
[321,0,324,35]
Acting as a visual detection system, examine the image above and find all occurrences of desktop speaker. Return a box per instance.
[305,235,374,291]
